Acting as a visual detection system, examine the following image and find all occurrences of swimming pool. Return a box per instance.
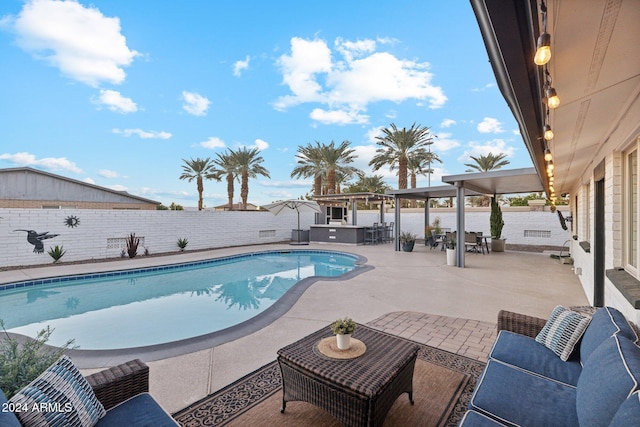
[0,250,362,350]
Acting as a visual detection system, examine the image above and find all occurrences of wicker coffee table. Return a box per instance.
[277,324,420,427]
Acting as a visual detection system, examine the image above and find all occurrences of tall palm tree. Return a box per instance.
[291,142,325,196]
[320,140,362,195]
[230,147,270,210]
[464,152,510,172]
[179,157,219,211]
[213,151,238,210]
[369,123,435,191]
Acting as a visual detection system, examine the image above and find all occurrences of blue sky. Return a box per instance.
[0,0,533,208]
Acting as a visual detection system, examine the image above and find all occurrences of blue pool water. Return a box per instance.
[0,250,358,350]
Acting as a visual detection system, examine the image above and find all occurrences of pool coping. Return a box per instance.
[3,249,372,368]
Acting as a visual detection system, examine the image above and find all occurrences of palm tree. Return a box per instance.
[229,147,270,210]
[464,152,510,172]
[369,123,435,191]
[344,175,392,194]
[291,142,325,196]
[179,157,219,211]
[213,151,238,210]
[320,140,362,194]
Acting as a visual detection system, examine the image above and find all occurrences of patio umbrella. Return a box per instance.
[262,200,322,244]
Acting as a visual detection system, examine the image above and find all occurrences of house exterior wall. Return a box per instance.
[570,151,640,325]
[0,168,158,209]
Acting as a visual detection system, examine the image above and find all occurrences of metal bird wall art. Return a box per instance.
[14,229,60,254]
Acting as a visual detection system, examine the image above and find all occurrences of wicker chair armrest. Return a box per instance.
[497,310,547,338]
[85,359,149,410]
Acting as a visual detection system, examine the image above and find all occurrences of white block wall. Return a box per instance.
[1,209,313,268]
[356,208,572,247]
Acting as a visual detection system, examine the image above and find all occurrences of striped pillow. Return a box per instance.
[8,355,105,427]
[536,305,591,361]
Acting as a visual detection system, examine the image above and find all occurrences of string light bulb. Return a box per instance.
[544,148,553,161]
[544,124,554,141]
[546,87,560,109]
[534,32,551,65]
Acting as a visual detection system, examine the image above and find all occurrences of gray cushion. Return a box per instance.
[459,409,510,426]
[535,305,591,361]
[580,306,638,363]
[576,334,640,426]
[489,330,582,386]
[8,355,105,427]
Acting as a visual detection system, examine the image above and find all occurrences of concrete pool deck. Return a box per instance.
[0,242,590,414]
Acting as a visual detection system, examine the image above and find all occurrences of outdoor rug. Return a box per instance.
[173,342,486,426]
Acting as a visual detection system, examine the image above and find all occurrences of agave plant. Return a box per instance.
[47,245,66,263]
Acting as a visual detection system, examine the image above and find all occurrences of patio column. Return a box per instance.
[394,196,401,251]
[424,198,430,241]
[379,200,384,224]
[351,199,357,225]
[455,182,466,268]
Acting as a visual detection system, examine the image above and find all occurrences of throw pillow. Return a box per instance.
[8,355,106,427]
[536,305,591,361]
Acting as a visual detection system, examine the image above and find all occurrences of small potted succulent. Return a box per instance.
[330,317,357,350]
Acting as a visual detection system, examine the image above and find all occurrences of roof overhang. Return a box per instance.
[386,185,480,200]
[442,167,543,195]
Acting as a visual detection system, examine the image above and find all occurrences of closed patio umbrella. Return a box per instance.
[262,200,322,244]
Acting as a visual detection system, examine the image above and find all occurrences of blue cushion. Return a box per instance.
[8,355,105,427]
[580,306,638,363]
[95,393,178,427]
[610,391,640,427]
[576,334,640,427]
[459,409,510,426]
[0,389,23,427]
[535,306,591,361]
[489,330,582,386]
[470,359,579,427]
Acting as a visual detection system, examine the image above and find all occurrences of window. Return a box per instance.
[624,145,639,273]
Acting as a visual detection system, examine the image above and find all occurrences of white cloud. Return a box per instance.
[233,55,250,77]
[309,108,369,125]
[431,132,461,152]
[472,82,497,92]
[457,139,516,163]
[199,137,226,149]
[95,89,137,113]
[253,139,269,151]
[477,117,504,133]
[259,179,311,188]
[107,184,127,192]
[440,118,456,128]
[0,151,82,173]
[83,177,95,184]
[182,91,210,116]
[10,0,138,87]
[112,128,172,139]
[274,36,447,125]
[98,169,119,178]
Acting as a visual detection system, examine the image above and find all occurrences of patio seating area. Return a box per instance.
[0,242,591,419]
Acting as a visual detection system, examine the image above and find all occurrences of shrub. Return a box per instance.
[177,238,189,251]
[126,233,140,258]
[0,321,75,398]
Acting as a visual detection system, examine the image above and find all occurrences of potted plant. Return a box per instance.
[400,231,416,252]
[490,196,506,252]
[445,236,456,266]
[330,317,357,350]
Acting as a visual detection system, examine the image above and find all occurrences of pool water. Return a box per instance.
[0,251,358,349]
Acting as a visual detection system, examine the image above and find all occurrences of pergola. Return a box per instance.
[387,167,543,267]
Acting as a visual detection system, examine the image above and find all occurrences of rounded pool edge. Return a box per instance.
[21,249,372,368]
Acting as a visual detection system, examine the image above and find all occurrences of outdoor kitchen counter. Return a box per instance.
[309,224,366,244]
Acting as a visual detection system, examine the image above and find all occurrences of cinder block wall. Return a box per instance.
[1,209,310,268]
